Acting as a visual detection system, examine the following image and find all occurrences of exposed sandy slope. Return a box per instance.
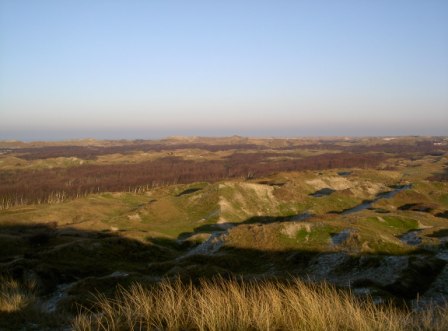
[306,176,386,198]
[281,222,312,238]
[217,182,277,224]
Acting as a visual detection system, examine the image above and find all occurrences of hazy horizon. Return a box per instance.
[1,131,447,143]
[1,0,447,140]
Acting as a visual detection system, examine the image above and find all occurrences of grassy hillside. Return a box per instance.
[1,137,448,329]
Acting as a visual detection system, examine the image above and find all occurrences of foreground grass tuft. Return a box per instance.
[0,276,35,313]
[73,278,448,331]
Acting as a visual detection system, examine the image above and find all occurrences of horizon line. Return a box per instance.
[1,134,447,144]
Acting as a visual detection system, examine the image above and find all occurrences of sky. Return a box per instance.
[1,0,447,140]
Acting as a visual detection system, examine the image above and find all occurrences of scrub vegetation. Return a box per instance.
[1,136,448,330]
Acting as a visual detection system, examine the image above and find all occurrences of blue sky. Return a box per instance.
[1,0,447,140]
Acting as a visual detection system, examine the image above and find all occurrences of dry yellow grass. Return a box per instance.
[73,278,448,331]
[0,276,35,313]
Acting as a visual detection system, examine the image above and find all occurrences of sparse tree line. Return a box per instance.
[0,152,386,209]
[13,143,263,160]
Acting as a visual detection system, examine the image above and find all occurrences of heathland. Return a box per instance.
[1,136,448,330]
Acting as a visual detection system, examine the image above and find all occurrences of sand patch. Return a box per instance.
[127,214,141,222]
[306,177,352,190]
[306,176,384,198]
[281,222,312,238]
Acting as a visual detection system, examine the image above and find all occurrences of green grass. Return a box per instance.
[1,164,446,250]
[364,216,418,234]
[278,223,339,251]
[277,202,307,216]
[306,193,361,214]
[372,241,407,254]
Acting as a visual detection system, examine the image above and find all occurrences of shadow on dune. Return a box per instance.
[1,218,448,328]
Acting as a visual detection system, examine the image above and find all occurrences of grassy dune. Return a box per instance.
[73,278,448,331]
[1,138,448,329]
